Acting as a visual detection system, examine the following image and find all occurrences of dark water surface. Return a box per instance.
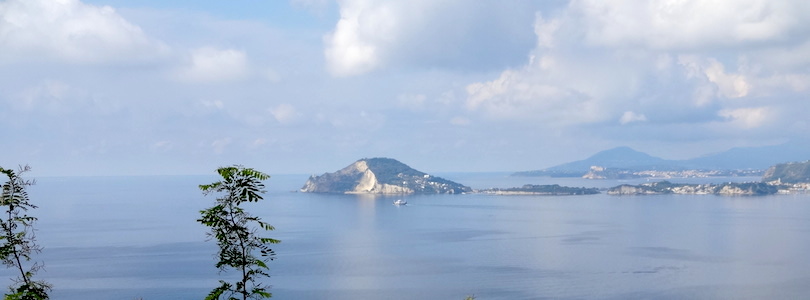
[3,174,809,299]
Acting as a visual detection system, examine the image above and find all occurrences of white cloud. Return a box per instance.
[3,1,809,176]
[269,103,300,124]
[463,0,810,139]
[679,56,749,99]
[573,0,809,49]
[718,107,771,129]
[533,14,560,49]
[758,73,810,93]
[465,68,602,124]
[0,0,167,64]
[703,60,749,99]
[754,41,810,71]
[324,0,540,76]
[175,47,249,83]
[323,0,390,76]
[619,111,648,125]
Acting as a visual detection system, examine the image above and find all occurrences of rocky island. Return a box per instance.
[300,158,471,194]
[607,181,779,196]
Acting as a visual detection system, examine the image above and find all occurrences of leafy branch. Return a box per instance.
[0,165,50,299]
[198,165,279,300]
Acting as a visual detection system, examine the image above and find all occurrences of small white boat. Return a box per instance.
[393,199,407,205]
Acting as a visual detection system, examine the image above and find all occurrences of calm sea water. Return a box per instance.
[2,174,809,299]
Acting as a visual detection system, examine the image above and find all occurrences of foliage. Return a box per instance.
[0,166,50,300]
[198,166,280,300]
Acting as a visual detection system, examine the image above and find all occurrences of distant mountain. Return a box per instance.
[513,147,680,177]
[684,141,810,170]
[301,157,471,194]
[514,141,810,177]
[553,146,676,170]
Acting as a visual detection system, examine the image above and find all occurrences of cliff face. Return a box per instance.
[301,158,471,194]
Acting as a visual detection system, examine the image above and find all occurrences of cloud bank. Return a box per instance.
[2,0,810,175]
[462,0,810,138]
[324,0,538,76]
[0,0,168,64]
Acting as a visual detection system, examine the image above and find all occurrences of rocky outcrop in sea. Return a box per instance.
[300,158,471,195]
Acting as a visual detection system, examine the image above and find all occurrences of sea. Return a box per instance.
[2,173,810,299]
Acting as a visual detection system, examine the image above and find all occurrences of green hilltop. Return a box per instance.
[762,161,810,184]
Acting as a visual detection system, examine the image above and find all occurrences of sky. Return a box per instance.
[1,0,809,176]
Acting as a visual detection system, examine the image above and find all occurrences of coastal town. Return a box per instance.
[582,166,763,180]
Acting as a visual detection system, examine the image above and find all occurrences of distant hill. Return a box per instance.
[684,141,810,170]
[762,161,810,183]
[513,147,680,177]
[301,157,471,194]
[515,141,810,177]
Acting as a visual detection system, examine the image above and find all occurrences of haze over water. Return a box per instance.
[4,174,808,299]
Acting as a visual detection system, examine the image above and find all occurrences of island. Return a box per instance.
[302,158,810,197]
[300,157,471,194]
[607,161,810,196]
[478,184,599,195]
[607,181,779,196]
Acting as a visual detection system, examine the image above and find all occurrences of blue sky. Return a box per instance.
[2,0,810,176]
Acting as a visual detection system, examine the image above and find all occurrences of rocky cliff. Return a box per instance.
[300,158,471,194]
